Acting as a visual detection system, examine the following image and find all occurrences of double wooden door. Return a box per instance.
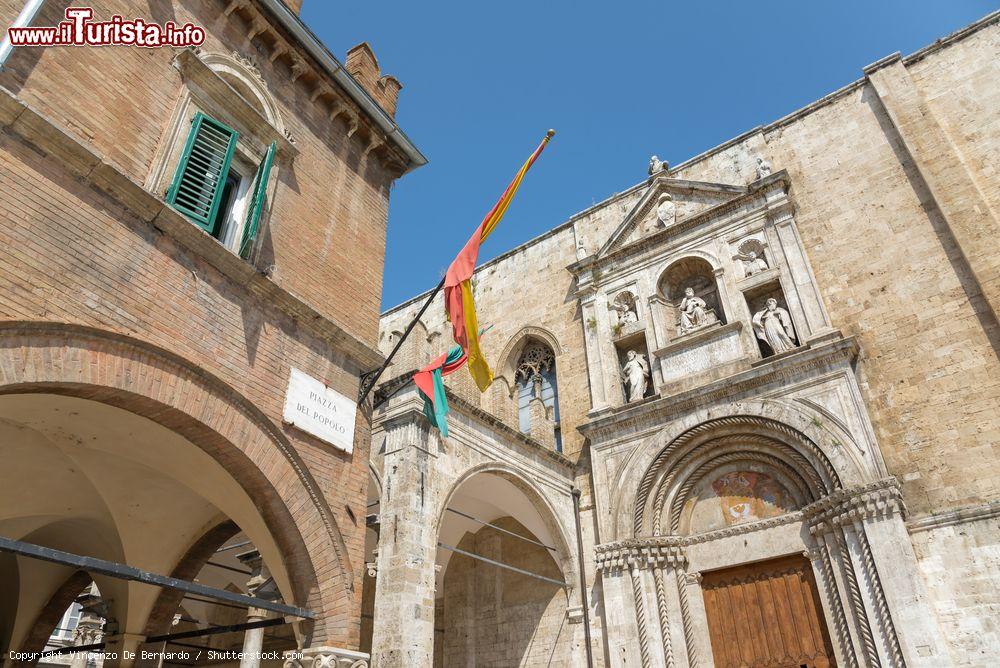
[701,554,836,668]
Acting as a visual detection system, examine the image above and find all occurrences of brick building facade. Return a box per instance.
[370,11,999,667]
[0,1,423,667]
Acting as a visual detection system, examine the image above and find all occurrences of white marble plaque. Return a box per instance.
[282,368,356,453]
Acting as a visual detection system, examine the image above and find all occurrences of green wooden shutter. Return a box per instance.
[239,141,276,260]
[166,112,239,232]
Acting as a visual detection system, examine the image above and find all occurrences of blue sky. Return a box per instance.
[301,1,994,310]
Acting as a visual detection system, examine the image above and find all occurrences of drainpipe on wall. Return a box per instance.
[571,486,595,668]
[0,0,45,70]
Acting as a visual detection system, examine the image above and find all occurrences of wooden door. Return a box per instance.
[701,554,836,668]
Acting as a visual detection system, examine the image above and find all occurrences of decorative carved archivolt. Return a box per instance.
[634,415,842,536]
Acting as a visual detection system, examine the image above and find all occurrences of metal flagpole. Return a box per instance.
[357,276,445,405]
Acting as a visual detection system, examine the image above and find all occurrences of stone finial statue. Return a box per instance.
[576,234,588,260]
[678,287,716,334]
[648,155,668,175]
[621,350,650,402]
[740,250,769,276]
[753,298,798,354]
[755,156,772,179]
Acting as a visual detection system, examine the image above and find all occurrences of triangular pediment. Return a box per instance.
[597,175,747,257]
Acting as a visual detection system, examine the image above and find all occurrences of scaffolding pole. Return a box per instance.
[0,535,313,619]
[437,541,566,588]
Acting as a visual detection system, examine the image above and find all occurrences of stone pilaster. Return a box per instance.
[580,292,609,411]
[369,415,437,667]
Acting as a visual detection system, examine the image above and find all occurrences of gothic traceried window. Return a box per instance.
[514,341,562,452]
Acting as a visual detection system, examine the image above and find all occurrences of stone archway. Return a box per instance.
[0,322,354,652]
[433,468,574,667]
[595,401,944,667]
[369,389,581,667]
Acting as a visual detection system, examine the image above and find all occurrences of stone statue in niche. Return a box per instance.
[677,287,718,335]
[755,156,772,179]
[753,298,798,354]
[648,155,668,175]
[612,291,639,327]
[740,250,769,276]
[576,234,589,260]
[735,238,769,277]
[621,350,650,402]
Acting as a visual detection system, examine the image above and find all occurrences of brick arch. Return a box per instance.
[140,521,242,642]
[13,570,92,666]
[0,322,353,645]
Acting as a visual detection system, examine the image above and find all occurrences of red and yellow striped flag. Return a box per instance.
[444,130,554,391]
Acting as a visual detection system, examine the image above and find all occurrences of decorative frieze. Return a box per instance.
[595,539,687,572]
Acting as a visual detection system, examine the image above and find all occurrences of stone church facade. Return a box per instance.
[371,11,999,668]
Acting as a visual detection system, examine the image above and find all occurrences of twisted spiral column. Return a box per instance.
[675,567,700,668]
[629,565,653,668]
[652,567,676,667]
[813,536,859,668]
[853,523,906,667]
[834,529,881,667]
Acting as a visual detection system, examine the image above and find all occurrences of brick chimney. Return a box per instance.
[345,42,403,118]
[284,0,303,14]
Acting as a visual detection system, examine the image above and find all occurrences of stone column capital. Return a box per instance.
[285,646,370,668]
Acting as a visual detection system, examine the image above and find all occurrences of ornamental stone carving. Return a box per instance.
[612,291,639,326]
[735,239,769,277]
[656,193,675,228]
[515,342,556,384]
[285,647,369,668]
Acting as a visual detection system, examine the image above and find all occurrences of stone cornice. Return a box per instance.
[582,336,857,445]
[595,512,803,572]
[0,86,384,372]
[906,499,1000,534]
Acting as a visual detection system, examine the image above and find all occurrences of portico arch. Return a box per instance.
[0,322,354,652]
[435,462,577,590]
[433,464,577,667]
